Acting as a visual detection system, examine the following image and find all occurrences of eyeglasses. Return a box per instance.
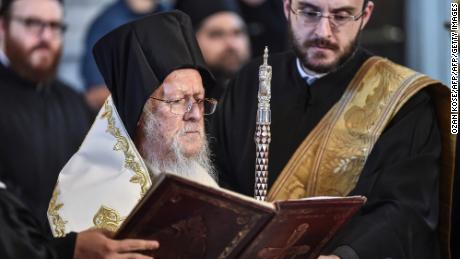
[9,16,67,37]
[290,6,364,28]
[150,97,218,116]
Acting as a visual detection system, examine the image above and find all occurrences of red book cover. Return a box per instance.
[115,174,365,259]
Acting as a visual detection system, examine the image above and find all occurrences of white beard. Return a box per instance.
[139,109,217,184]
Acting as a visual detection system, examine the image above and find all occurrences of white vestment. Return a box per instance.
[47,97,217,237]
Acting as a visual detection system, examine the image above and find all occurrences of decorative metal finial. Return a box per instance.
[263,46,269,65]
[254,46,272,201]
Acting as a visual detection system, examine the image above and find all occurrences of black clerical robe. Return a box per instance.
[210,49,442,258]
[0,63,91,234]
[0,186,76,259]
[453,137,460,259]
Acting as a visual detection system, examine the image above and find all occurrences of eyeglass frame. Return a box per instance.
[7,16,67,37]
[289,5,365,28]
[150,96,218,116]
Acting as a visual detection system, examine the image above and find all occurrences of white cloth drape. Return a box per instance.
[47,96,217,237]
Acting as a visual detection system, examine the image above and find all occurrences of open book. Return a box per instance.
[115,173,366,259]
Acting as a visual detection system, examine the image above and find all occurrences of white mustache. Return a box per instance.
[141,109,217,181]
[179,124,203,135]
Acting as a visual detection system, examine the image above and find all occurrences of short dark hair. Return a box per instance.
[0,0,63,17]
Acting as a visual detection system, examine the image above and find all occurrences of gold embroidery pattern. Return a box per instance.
[93,206,125,232]
[315,63,399,195]
[48,184,67,237]
[314,61,423,196]
[269,57,439,200]
[100,100,150,196]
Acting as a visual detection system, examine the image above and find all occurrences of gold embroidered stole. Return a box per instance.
[47,99,152,236]
[266,56,456,257]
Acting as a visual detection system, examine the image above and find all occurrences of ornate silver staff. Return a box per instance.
[254,46,272,201]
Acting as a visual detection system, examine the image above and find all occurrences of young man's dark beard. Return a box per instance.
[210,48,246,82]
[288,23,360,74]
[4,37,61,84]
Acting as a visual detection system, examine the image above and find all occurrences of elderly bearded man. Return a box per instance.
[48,11,218,237]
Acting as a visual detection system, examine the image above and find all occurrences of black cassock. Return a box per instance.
[0,63,91,234]
[0,186,76,259]
[210,48,442,258]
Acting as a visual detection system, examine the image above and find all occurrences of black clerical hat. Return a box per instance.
[174,0,240,30]
[92,10,215,139]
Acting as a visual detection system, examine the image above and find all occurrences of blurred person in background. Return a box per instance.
[237,0,288,57]
[175,0,250,99]
[81,0,171,111]
[0,0,91,236]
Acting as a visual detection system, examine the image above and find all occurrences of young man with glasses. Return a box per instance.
[211,0,455,258]
[0,0,89,246]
